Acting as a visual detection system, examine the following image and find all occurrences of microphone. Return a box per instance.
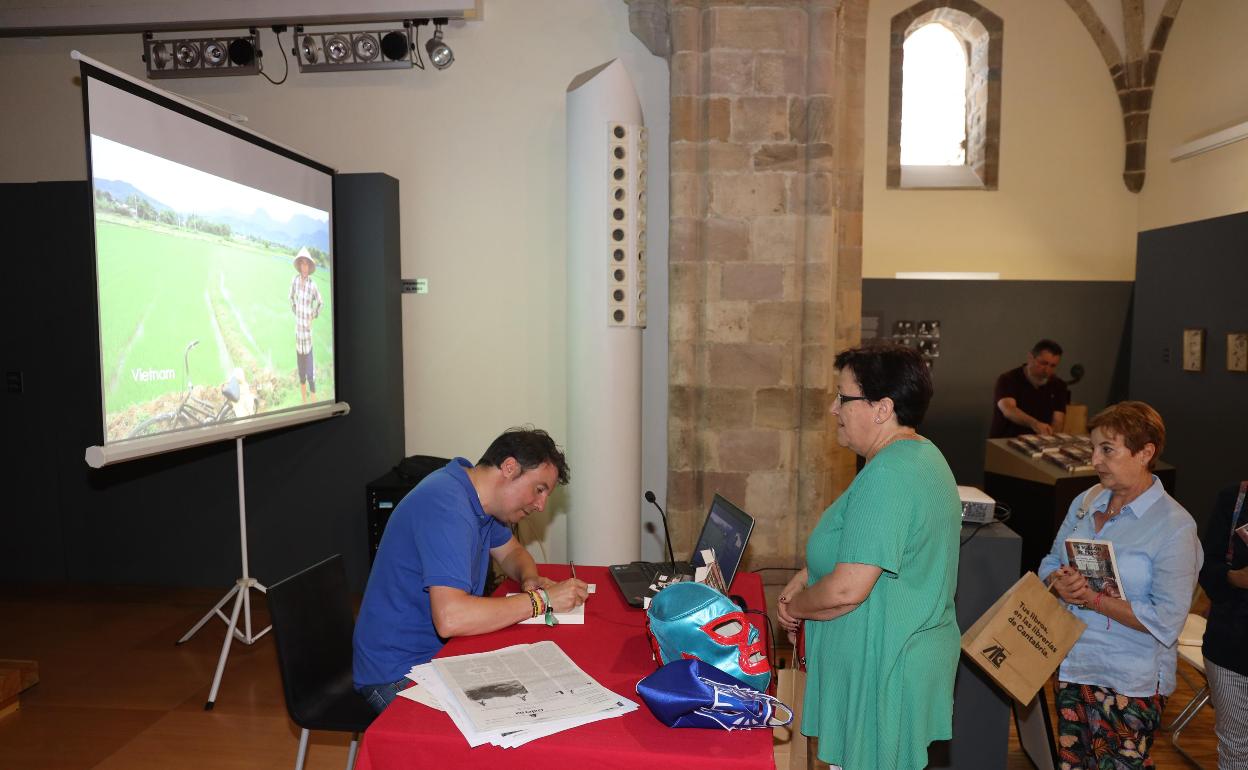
[645,490,677,570]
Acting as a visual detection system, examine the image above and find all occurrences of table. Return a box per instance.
[983,439,1176,574]
[355,565,775,770]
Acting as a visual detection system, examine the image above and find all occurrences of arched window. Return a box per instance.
[901,24,967,165]
[886,1,1002,190]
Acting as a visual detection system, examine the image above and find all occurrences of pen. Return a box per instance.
[569,560,577,579]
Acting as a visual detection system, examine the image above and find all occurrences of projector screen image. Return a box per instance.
[82,64,336,449]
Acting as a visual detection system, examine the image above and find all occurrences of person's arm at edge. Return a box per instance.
[783,562,883,622]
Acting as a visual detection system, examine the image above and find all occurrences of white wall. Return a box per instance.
[1139,1,1248,231]
[863,0,1138,280]
[0,0,670,561]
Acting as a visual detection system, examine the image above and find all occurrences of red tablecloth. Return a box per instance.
[355,565,775,770]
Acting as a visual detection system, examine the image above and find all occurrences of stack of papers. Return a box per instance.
[401,640,637,748]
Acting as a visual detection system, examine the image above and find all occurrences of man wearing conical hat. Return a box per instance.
[289,247,323,404]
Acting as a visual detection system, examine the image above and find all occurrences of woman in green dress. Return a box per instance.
[778,344,962,770]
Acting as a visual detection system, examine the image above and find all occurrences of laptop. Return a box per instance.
[608,493,756,608]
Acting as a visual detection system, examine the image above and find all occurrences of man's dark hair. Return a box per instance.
[1031,339,1063,357]
[478,427,570,485]
[833,344,934,428]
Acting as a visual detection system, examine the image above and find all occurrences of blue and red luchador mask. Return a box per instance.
[645,581,771,692]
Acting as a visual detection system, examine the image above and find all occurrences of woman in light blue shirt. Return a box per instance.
[1039,401,1200,769]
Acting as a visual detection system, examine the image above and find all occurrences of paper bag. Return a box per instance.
[771,667,807,770]
[960,572,1086,705]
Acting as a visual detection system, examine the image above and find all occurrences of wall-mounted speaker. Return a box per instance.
[607,122,647,328]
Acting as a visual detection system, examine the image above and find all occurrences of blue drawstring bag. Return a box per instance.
[636,658,793,730]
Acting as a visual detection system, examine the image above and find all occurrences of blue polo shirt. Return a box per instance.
[1038,477,1202,696]
[352,458,513,688]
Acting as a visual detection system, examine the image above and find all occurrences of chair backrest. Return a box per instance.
[268,554,355,726]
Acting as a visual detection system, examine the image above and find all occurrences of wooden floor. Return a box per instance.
[0,584,1221,769]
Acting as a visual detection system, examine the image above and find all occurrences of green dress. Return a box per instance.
[801,439,962,769]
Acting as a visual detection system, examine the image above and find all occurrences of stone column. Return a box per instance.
[656,0,866,571]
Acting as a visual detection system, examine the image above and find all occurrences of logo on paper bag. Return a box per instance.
[981,640,1009,668]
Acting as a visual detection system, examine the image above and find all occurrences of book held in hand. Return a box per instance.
[1065,538,1124,599]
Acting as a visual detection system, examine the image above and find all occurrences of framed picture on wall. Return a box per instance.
[1182,328,1206,372]
[1228,332,1248,372]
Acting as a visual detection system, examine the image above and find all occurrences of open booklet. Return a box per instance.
[1065,538,1124,599]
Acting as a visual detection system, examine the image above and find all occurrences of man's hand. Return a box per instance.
[521,575,557,592]
[543,578,589,612]
[1031,420,1054,436]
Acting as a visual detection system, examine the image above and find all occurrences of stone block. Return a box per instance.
[708,97,732,141]
[787,96,808,143]
[732,96,791,143]
[705,300,751,343]
[755,52,805,94]
[718,429,782,472]
[671,51,701,97]
[723,263,784,301]
[751,216,801,263]
[710,7,805,51]
[756,387,800,430]
[669,217,699,263]
[749,301,802,343]
[670,96,699,143]
[670,142,700,174]
[669,384,697,426]
[669,262,706,305]
[709,173,787,217]
[671,172,704,219]
[669,426,697,471]
[808,51,837,97]
[708,343,785,388]
[705,387,755,429]
[669,299,698,342]
[745,470,797,521]
[701,471,749,512]
[669,7,702,53]
[704,216,750,261]
[801,345,827,389]
[708,50,754,95]
[707,142,753,173]
[753,143,801,172]
[806,95,836,144]
[669,340,697,386]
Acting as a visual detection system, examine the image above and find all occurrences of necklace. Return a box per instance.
[869,429,918,460]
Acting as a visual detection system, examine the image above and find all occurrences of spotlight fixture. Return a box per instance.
[424,17,454,70]
[293,23,413,72]
[143,30,261,79]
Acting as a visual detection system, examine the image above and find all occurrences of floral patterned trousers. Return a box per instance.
[1055,681,1167,770]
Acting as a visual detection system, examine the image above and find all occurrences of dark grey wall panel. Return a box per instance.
[862,279,1134,487]
[0,174,403,592]
[1132,213,1248,527]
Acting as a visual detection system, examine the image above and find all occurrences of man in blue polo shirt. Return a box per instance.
[353,427,589,712]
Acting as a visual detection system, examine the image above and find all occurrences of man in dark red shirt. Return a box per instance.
[989,339,1069,438]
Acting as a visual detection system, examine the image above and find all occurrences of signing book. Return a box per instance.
[1065,538,1124,599]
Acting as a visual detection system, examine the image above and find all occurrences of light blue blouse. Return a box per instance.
[1038,477,1202,696]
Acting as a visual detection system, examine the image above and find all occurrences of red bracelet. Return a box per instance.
[1092,592,1110,628]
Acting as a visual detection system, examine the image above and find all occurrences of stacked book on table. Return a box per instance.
[400,640,637,748]
[1006,433,1094,472]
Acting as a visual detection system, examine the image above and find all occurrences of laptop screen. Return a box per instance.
[690,494,755,588]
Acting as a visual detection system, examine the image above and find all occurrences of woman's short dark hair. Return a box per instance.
[833,344,933,428]
[478,426,571,485]
[1088,401,1166,470]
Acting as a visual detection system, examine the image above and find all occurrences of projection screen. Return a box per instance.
[76,53,348,468]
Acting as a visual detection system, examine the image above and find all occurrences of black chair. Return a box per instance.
[268,554,376,770]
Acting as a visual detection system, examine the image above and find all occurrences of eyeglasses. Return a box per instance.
[834,391,871,406]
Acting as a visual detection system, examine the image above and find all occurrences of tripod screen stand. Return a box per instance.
[177,436,271,710]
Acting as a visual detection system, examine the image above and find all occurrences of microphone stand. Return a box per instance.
[645,490,676,571]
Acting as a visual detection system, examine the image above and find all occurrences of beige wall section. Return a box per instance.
[0,1,670,558]
[1140,2,1248,231]
[862,0,1137,280]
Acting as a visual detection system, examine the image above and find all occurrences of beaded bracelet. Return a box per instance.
[526,589,544,618]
